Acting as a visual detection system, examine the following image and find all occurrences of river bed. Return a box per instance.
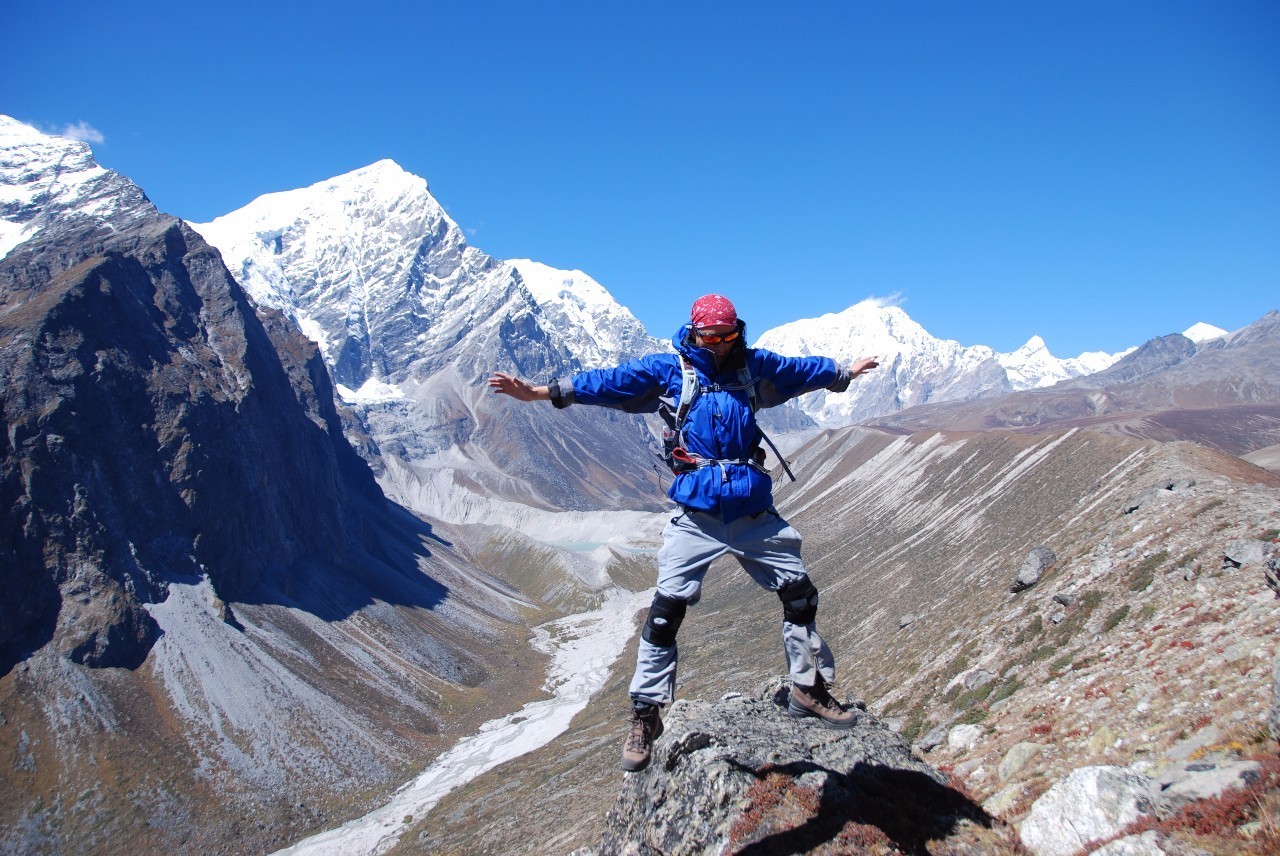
[272,586,650,855]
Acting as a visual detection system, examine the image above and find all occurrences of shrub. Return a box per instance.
[990,678,1022,704]
[1103,605,1131,632]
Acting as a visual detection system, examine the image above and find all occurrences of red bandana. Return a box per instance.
[690,294,738,328]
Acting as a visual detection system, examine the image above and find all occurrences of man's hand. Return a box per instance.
[850,356,879,378]
[488,371,548,402]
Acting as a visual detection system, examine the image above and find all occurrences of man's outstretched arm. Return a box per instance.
[487,371,550,402]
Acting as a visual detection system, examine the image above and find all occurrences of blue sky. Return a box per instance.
[4,1,1277,355]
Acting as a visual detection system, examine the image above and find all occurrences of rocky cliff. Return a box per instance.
[0,121,584,856]
[588,682,1016,855]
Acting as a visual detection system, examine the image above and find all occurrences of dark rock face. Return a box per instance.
[0,213,384,675]
[595,682,998,855]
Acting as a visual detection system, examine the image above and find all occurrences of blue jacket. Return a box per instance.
[552,325,850,521]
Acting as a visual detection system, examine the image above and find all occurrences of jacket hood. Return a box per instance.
[672,321,749,376]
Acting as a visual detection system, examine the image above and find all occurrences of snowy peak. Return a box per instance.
[508,259,664,366]
[754,299,1132,426]
[1183,321,1228,343]
[191,158,515,386]
[0,115,154,259]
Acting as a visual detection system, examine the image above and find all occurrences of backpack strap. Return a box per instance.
[659,353,796,481]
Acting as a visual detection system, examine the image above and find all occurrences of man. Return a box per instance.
[488,294,878,772]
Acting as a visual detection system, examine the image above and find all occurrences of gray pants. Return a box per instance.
[628,507,836,706]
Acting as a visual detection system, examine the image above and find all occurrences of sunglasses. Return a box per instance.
[695,329,740,345]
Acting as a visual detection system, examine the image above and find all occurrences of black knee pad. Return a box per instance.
[642,592,688,647]
[777,576,819,625]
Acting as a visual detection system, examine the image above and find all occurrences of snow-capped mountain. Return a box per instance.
[0,116,155,258]
[509,259,667,366]
[752,299,1133,427]
[191,161,666,523]
[1,117,636,854]
[1183,321,1228,343]
[996,335,1133,391]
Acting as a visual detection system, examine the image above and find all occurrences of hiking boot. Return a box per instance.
[789,676,858,729]
[621,703,664,772]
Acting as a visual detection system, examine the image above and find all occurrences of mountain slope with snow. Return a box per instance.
[752,299,1132,426]
[191,162,667,524]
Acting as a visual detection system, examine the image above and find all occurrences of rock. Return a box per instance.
[949,723,983,752]
[1012,546,1056,592]
[1087,725,1117,756]
[915,723,951,753]
[1270,646,1280,741]
[1265,556,1280,598]
[595,684,994,855]
[1151,759,1263,810]
[1090,830,1167,855]
[982,782,1029,818]
[898,613,920,629]
[998,742,1044,781]
[963,669,996,690]
[1019,766,1158,856]
[1051,591,1077,606]
[1223,538,1276,568]
[1164,724,1221,762]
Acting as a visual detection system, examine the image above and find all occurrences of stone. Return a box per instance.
[1164,724,1221,762]
[1153,759,1263,810]
[916,723,951,753]
[1019,766,1158,856]
[595,683,992,855]
[1087,725,1117,756]
[963,669,996,690]
[1012,546,1057,592]
[949,723,983,752]
[982,782,1029,818]
[1270,645,1280,741]
[899,613,920,629]
[1223,538,1276,567]
[999,742,1044,781]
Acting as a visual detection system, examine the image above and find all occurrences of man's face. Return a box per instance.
[693,324,740,359]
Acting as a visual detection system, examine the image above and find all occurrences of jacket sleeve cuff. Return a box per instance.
[549,377,576,408]
[827,370,852,393]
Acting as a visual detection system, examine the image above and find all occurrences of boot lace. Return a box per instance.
[626,712,655,752]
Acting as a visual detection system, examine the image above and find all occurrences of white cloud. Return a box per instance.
[60,121,104,144]
[854,292,905,310]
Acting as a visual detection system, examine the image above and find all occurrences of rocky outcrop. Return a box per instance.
[589,681,1010,855]
[1011,545,1056,592]
[1018,766,1158,856]
[0,207,385,675]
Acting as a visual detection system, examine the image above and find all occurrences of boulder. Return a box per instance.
[915,723,951,753]
[963,669,997,690]
[1151,759,1262,810]
[949,723,983,752]
[595,683,995,855]
[1019,766,1157,856]
[998,742,1044,781]
[1012,546,1056,592]
[1223,538,1277,568]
